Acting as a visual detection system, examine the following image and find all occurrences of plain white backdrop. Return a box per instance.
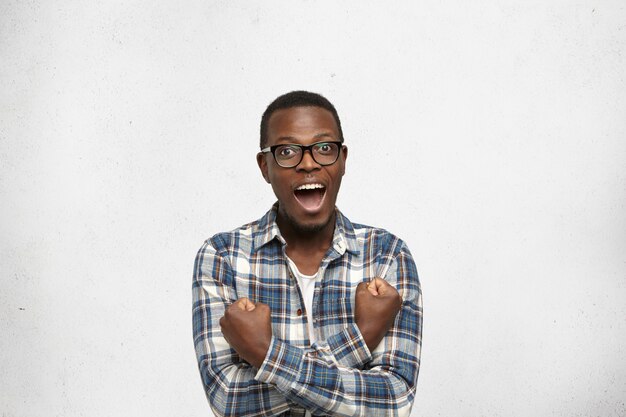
[1,1,625,416]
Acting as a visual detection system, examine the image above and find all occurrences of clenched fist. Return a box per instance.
[355,278,403,352]
[219,298,272,368]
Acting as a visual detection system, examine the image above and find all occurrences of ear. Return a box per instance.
[340,145,348,176]
[257,152,271,183]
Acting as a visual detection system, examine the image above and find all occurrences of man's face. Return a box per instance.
[257,106,348,234]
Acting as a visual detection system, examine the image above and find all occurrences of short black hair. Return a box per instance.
[260,91,344,149]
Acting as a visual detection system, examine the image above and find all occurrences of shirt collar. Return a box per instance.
[252,202,360,256]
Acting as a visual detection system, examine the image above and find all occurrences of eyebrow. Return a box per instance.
[275,133,336,143]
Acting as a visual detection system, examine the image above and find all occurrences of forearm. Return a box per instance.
[196,350,291,417]
[255,332,419,417]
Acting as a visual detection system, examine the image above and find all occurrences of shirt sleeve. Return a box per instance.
[192,240,295,417]
[254,242,423,417]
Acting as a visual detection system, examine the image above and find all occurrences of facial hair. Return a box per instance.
[278,204,336,236]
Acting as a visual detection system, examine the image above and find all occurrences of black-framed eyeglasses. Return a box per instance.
[261,141,343,168]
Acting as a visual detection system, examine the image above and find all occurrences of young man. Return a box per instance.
[192,91,423,417]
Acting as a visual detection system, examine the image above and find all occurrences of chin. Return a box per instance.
[282,207,335,235]
[293,221,328,234]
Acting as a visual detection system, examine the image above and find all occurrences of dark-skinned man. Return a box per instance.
[193,91,422,417]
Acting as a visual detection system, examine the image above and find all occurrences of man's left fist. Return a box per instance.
[219,298,272,368]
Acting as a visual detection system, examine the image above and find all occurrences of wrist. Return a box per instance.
[356,321,383,352]
[251,341,270,368]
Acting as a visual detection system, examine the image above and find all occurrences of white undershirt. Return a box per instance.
[286,257,320,344]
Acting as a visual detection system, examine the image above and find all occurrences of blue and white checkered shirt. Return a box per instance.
[193,204,422,416]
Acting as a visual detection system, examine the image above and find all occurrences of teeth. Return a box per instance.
[296,183,325,191]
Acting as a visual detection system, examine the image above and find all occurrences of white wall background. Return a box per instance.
[1,1,625,416]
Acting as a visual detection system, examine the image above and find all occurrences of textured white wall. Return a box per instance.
[1,1,625,416]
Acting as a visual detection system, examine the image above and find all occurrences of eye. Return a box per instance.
[315,143,335,155]
[276,145,299,159]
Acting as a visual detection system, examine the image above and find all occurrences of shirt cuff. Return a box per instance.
[255,336,304,391]
[326,323,372,368]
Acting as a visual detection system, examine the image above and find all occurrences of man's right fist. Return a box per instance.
[355,278,402,352]
[219,298,272,369]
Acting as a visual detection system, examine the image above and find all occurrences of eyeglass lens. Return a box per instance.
[274,142,339,167]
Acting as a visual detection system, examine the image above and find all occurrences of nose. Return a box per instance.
[295,149,321,172]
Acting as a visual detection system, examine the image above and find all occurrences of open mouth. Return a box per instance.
[294,183,326,211]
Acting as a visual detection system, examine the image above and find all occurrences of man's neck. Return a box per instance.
[275,212,336,256]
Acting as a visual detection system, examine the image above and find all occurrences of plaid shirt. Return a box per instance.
[192,204,422,417]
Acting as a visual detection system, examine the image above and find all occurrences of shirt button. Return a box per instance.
[296,309,303,316]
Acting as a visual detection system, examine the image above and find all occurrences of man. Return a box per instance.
[192,91,422,417]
